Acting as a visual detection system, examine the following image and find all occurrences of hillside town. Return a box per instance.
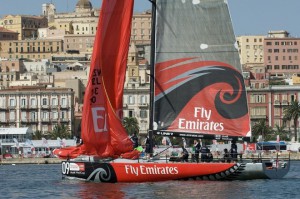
[1,0,300,158]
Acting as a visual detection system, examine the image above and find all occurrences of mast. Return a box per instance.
[148,0,156,154]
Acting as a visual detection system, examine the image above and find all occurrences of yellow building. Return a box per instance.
[1,15,48,40]
[237,35,265,66]
[0,39,63,60]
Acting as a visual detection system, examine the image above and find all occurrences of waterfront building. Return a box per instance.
[0,126,76,158]
[247,85,300,142]
[0,86,74,135]
[0,127,32,156]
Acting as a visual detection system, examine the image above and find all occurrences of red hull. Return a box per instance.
[111,162,235,182]
[62,161,236,183]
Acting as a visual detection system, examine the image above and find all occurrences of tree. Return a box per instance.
[32,130,43,140]
[268,124,290,141]
[122,117,139,135]
[283,100,300,142]
[252,119,273,142]
[49,124,71,139]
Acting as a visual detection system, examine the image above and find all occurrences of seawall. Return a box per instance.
[1,151,300,165]
[0,158,62,165]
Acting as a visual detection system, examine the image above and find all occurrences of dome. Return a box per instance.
[76,0,92,9]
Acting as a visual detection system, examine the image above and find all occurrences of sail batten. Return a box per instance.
[153,0,251,140]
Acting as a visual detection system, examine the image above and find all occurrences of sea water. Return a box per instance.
[0,161,300,199]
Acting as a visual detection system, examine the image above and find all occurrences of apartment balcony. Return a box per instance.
[60,118,70,123]
[51,105,59,109]
[138,103,149,108]
[27,105,38,110]
[21,105,38,109]
[20,105,29,110]
[7,105,16,109]
[41,105,50,109]
[60,105,70,110]
[51,118,59,123]
[21,119,28,123]
[0,120,8,124]
[0,106,8,111]
[41,118,50,123]
[281,100,290,106]
[21,118,38,123]
[274,100,281,105]
[8,119,16,123]
[250,115,268,120]
[28,118,38,123]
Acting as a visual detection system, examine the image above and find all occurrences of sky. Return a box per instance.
[0,0,300,37]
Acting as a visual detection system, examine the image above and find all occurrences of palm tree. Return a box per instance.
[252,119,273,142]
[268,124,290,141]
[122,117,139,135]
[283,100,300,142]
[32,130,43,140]
[49,124,71,139]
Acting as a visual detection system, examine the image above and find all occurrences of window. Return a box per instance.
[129,110,133,117]
[52,111,58,119]
[140,95,147,104]
[9,111,15,121]
[9,99,15,106]
[42,98,47,105]
[274,108,280,116]
[52,98,57,106]
[31,98,36,106]
[21,112,27,120]
[128,96,135,104]
[140,110,147,118]
[31,112,36,121]
[61,98,66,106]
[250,94,266,103]
[42,111,48,119]
[21,98,26,106]
[61,111,66,119]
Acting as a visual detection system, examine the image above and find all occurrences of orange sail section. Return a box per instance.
[54,0,134,159]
